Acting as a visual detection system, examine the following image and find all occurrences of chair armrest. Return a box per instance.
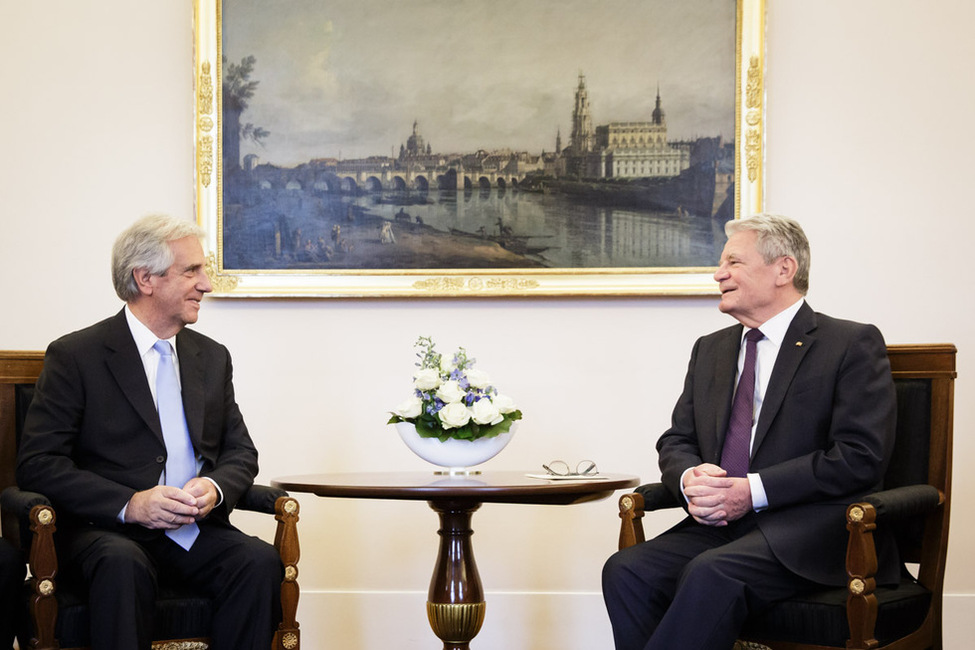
[843,484,944,649]
[0,488,59,649]
[861,484,943,521]
[238,484,289,515]
[843,484,944,593]
[635,482,682,511]
[617,482,682,551]
[1,486,53,552]
[234,484,302,649]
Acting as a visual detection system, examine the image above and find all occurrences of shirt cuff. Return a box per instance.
[678,466,693,504]
[202,476,224,506]
[747,472,769,511]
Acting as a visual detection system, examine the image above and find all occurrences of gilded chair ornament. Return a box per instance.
[151,642,208,650]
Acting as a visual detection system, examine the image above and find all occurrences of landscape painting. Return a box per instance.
[194,0,766,297]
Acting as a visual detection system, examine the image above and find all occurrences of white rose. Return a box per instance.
[436,380,467,404]
[393,395,423,419]
[413,368,442,391]
[470,398,503,425]
[492,394,517,414]
[438,402,471,429]
[465,368,491,389]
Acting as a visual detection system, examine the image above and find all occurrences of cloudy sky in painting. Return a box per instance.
[223,0,736,166]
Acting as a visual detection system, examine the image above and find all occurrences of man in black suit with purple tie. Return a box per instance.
[603,214,898,650]
[17,215,281,650]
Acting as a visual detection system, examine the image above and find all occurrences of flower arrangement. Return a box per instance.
[388,336,522,442]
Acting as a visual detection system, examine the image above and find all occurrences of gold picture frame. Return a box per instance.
[194,0,765,298]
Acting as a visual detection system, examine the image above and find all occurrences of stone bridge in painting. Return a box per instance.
[243,159,531,194]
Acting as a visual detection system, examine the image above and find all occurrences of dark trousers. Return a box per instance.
[0,538,24,650]
[602,514,817,650]
[65,522,282,650]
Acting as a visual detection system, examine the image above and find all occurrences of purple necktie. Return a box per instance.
[720,328,764,478]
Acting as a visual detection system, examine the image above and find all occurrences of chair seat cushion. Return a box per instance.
[740,579,931,647]
[51,582,212,648]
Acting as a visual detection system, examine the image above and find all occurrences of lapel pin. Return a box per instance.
[795,341,803,347]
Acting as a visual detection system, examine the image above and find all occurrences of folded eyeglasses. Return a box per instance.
[541,459,598,477]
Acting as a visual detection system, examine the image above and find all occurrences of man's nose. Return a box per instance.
[198,271,213,293]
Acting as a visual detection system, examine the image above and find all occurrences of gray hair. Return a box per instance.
[725,214,810,294]
[112,215,206,301]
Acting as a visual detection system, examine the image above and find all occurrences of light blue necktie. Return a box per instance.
[154,340,200,550]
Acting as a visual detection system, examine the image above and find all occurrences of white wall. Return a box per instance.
[2,1,973,647]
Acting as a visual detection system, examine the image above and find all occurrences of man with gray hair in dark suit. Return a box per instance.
[18,215,281,650]
[603,214,897,650]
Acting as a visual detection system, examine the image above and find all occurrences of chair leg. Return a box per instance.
[845,504,880,650]
[27,504,59,650]
[273,496,300,650]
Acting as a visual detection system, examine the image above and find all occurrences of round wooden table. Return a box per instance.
[272,471,639,650]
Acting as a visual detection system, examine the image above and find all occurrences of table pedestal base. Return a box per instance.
[426,602,486,649]
[428,500,485,650]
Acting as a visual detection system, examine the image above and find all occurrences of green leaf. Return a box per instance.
[414,419,442,438]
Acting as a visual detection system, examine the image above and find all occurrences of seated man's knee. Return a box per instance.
[77,534,156,590]
[603,548,635,588]
[677,549,743,593]
[237,537,283,585]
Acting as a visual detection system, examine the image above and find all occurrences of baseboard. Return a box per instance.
[291,590,975,649]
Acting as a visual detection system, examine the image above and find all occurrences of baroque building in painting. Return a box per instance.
[565,74,691,180]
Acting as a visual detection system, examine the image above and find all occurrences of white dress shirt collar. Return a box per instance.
[124,305,177,357]
[743,297,805,346]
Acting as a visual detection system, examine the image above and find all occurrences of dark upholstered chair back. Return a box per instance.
[0,352,45,549]
[885,378,933,558]
[14,385,32,455]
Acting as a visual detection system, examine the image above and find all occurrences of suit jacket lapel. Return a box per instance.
[175,333,206,448]
[752,302,818,456]
[104,310,164,444]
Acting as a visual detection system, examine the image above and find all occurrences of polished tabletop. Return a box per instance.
[272,470,640,506]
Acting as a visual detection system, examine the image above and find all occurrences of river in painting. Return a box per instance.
[222,185,731,271]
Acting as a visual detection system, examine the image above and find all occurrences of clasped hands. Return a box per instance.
[125,477,217,530]
[682,463,753,526]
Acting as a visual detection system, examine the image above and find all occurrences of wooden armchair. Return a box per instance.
[616,344,955,650]
[0,350,302,650]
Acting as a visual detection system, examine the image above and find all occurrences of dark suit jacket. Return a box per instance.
[17,309,259,539]
[656,302,898,586]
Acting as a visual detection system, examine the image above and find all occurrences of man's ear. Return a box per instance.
[776,256,798,287]
[133,267,154,296]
